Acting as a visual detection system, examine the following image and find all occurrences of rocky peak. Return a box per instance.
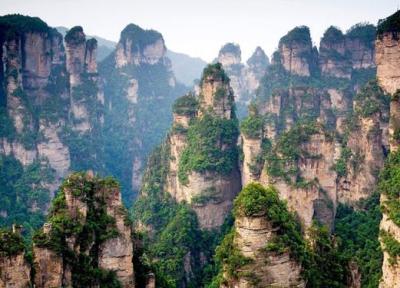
[345,23,376,69]
[278,26,317,77]
[217,42,241,66]
[0,228,31,287]
[376,11,400,151]
[247,46,269,71]
[377,11,400,288]
[216,183,306,287]
[199,63,235,119]
[319,26,351,78]
[32,172,135,287]
[85,38,98,73]
[65,26,97,85]
[115,23,166,67]
[376,14,400,95]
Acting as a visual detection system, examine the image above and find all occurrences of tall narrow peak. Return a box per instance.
[319,26,352,79]
[132,64,240,286]
[376,11,400,288]
[216,43,269,118]
[32,172,135,287]
[167,63,241,229]
[246,46,269,75]
[345,23,376,69]
[99,23,183,201]
[244,22,387,234]
[217,43,241,66]
[115,23,166,67]
[213,183,306,287]
[376,11,400,152]
[0,172,136,287]
[0,15,71,225]
[277,26,318,77]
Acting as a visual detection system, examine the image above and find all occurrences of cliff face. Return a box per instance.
[319,25,376,79]
[277,26,317,77]
[0,17,106,229]
[32,172,134,287]
[376,11,400,288]
[319,26,352,79]
[0,228,31,288]
[65,26,103,133]
[100,23,186,201]
[216,184,306,288]
[242,24,386,232]
[228,215,305,288]
[0,172,136,287]
[165,64,241,229]
[216,43,269,118]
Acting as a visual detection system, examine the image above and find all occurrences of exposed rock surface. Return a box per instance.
[242,24,385,232]
[377,11,400,288]
[32,172,135,287]
[166,64,241,229]
[100,22,183,199]
[216,43,269,117]
[0,253,31,288]
[277,26,317,77]
[229,215,305,288]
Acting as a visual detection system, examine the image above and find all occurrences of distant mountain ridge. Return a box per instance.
[57,26,207,86]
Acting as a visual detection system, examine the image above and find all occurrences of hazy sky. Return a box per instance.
[1,0,398,62]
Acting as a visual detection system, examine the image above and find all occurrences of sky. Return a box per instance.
[0,0,399,62]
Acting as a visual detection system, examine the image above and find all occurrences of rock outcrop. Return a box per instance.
[216,43,269,117]
[0,16,106,225]
[319,25,376,79]
[319,26,352,79]
[100,23,184,199]
[0,227,31,288]
[376,11,400,288]
[242,23,386,232]
[32,172,135,287]
[166,63,241,229]
[217,184,306,288]
[277,26,317,77]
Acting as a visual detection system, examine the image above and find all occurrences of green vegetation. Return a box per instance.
[333,147,352,177]
[120,24,162,52]
[178,113,239,184]
[172,93,198,115]
[201,63,230,83]
[211,183,348,287]
[33,172,123,287]
[378,150,400,226]
[264,121,320,183]
[279,26,311,46]
[0,155,54,237]
[322,26,345,43]
[377,10,400,36]
[65,26,85,45]
[0,228,25,256]
[346,23,376,47]
[380,230,400,265]
[334,194,383,287]
[133,143,233,288]
[0,14,49,41]
[240,114,263,139]
[354,80,390,118]
[210,229,252,285]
